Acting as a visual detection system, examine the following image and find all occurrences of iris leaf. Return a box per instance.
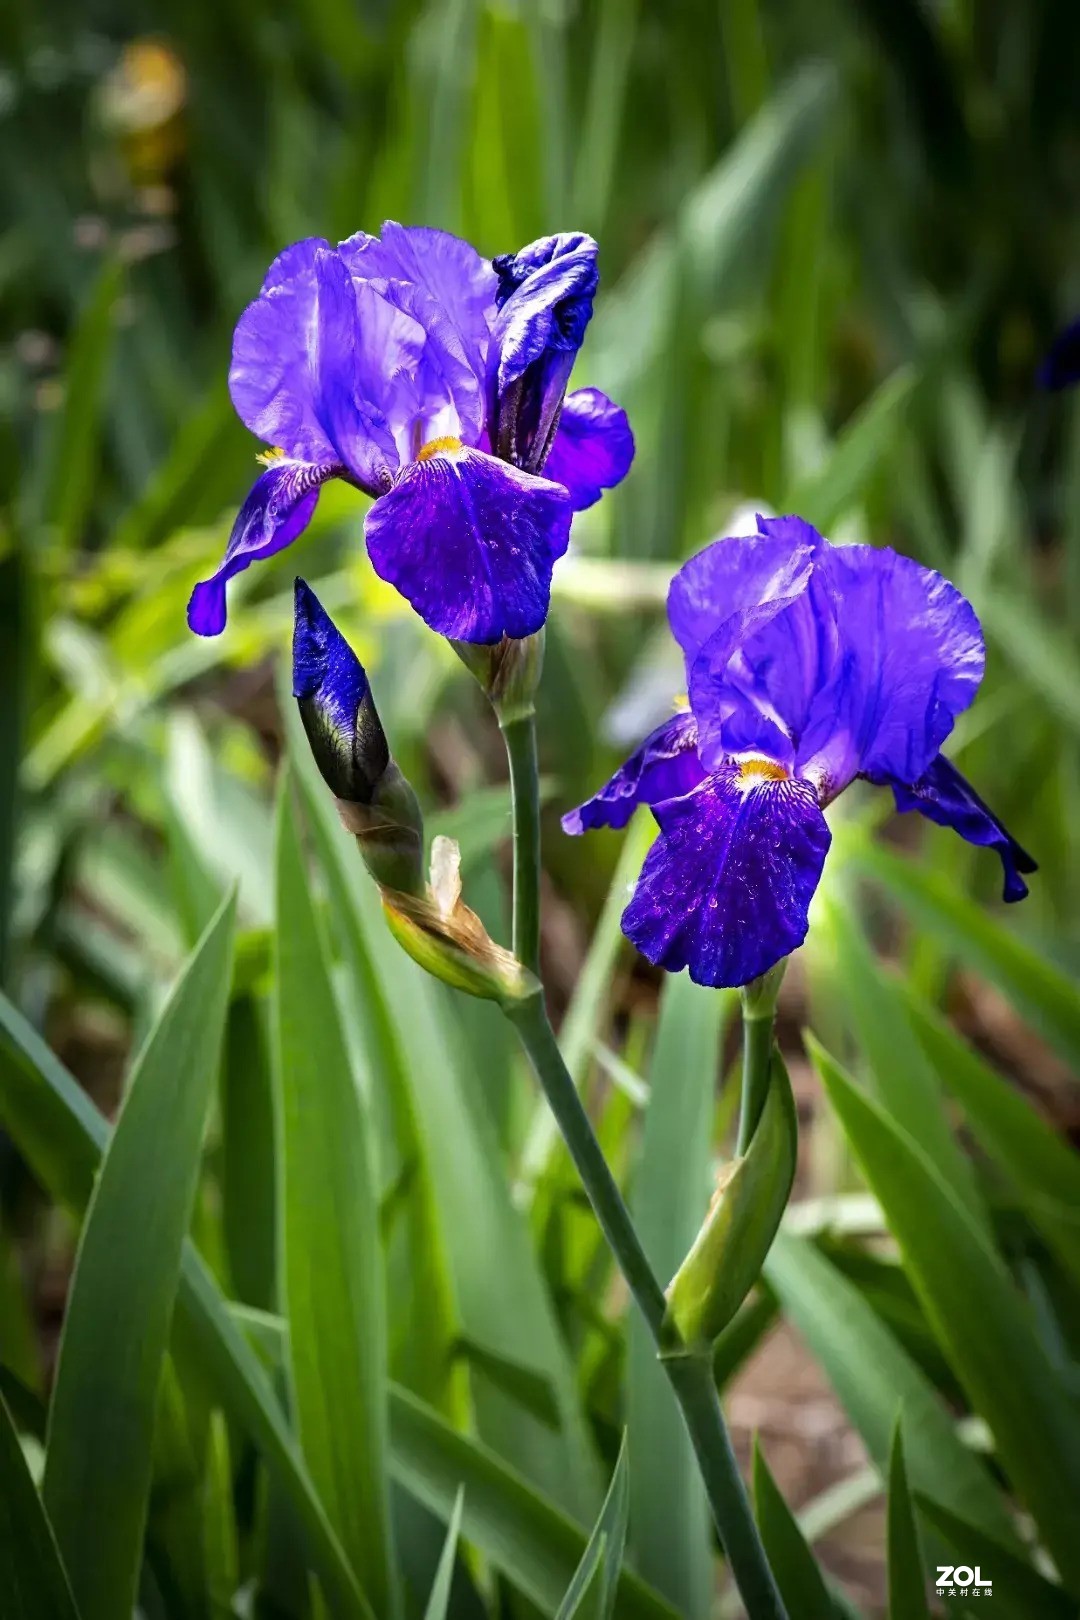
[627,975,723,1618]
[916,1496,1079,1618]
[274,780,398,1618]
[0,1390,80,1620]
[812,1038,1080,1588]
[42,892,236,1620]
[752,1439,835,1620]
[555,1433,631,1620]
[887,1424,930,1620]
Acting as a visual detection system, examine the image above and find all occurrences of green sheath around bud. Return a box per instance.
[663,1048,797,1353]
[292,578,424,896]
[451,630,545,723]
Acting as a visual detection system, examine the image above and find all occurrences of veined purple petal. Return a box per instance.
[311,249,400,492]
[669,532,816,672]
[622,763,831,989]
[542,388,634,511]
[340,221,495,395]
[364,442,572,643]
[1038,318,1080,391]
[562,710,703,835]
[187,458,338,637]
[796,545,984,793]
[230,239,337,464]
[878,753,1037,902]
[488,233,599,473]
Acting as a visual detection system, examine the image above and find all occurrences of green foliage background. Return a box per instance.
[1,1,1080,1616]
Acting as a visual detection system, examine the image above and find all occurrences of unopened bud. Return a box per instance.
[452,630,545,723]
[293,579,424,896]
[662,1049,797,1353]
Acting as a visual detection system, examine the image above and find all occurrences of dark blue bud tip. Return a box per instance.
[292,577,368,726]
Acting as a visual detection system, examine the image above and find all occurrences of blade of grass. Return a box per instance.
[0,1390,80,1620]
[421,1486,464,1620]
[752,1439,834,1620]
[555,1434,631,1620]
[887,1425,930,1620]
[274,779,397,1618]
[42,892,236,1620]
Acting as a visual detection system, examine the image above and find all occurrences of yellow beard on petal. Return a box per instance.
[256,446,287,466]
[737,756,790,783]
[417,436,463,462]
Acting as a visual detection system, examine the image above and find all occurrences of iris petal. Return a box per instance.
[562,711,703,835]
[488,233,599,472]
[878,753,1037,902]
[669,532,816,674]
[187,458,337,637]
[542,388,634,511]
[230,240,337,463]
[622,764,831,988]
[364,443,572,643]
[1038,318,1080,391]
[312,249,400,491]
[797,545,984,792]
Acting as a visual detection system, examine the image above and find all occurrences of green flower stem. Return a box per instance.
[736,1008,776,1156]
[505,989,790,1620]
[499,709,542,977]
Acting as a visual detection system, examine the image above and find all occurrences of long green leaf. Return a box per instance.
[917,1497,1079,1619]
[556,1434,631,1620]
[0,1391,80,1620]
[783,366,918,531]
[274,781,396,1618]
[628,974,722,1619]
[0,983,375,1619]
[752,1439,834,1620]
[765,1232,1016,1546]
[905,991,1080,1291]
[887,1425,929,1620]
[422,1486,464,1620]
[813,1039,1080,1585]
[42,893,236,1620]
[853,841,1080,1074]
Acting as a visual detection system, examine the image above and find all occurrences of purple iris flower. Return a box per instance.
[188,224,633,644]
[564,516,1036,990]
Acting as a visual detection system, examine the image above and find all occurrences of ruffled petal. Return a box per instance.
[877,753,1037,903]
[364,443,572,643]
[311,249,400,491]
[1038,318,1080,391]
[187,458,337,636]
[542,388,634,511]
[488,233,599,473]
[340,221,495,395]
[230,239,337,463]
[669,531,816,672]
[562,711,703,835]
[622,764,831,988]
[797,545,984,793]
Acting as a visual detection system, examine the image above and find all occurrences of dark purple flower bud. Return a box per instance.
[293,578,423,895]
[488,233,599,474]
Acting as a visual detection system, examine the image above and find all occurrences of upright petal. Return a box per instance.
[311,249,401,491]
[340,223,495,361]
[364,442,572,643]
[562,710,704,834]
[187,458,337,636]
[542,388,634,511]
[797,545,985,794]
[622,763,831,988]
[488,233,599,473]
[877,753,1037,902]
[668,531,816,672]
[230,238,336,464]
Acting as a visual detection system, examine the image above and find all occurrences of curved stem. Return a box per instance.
[499,710,542,977]
[505,990,789,1620]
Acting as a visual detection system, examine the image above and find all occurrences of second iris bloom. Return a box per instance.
[189,226,634,644]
